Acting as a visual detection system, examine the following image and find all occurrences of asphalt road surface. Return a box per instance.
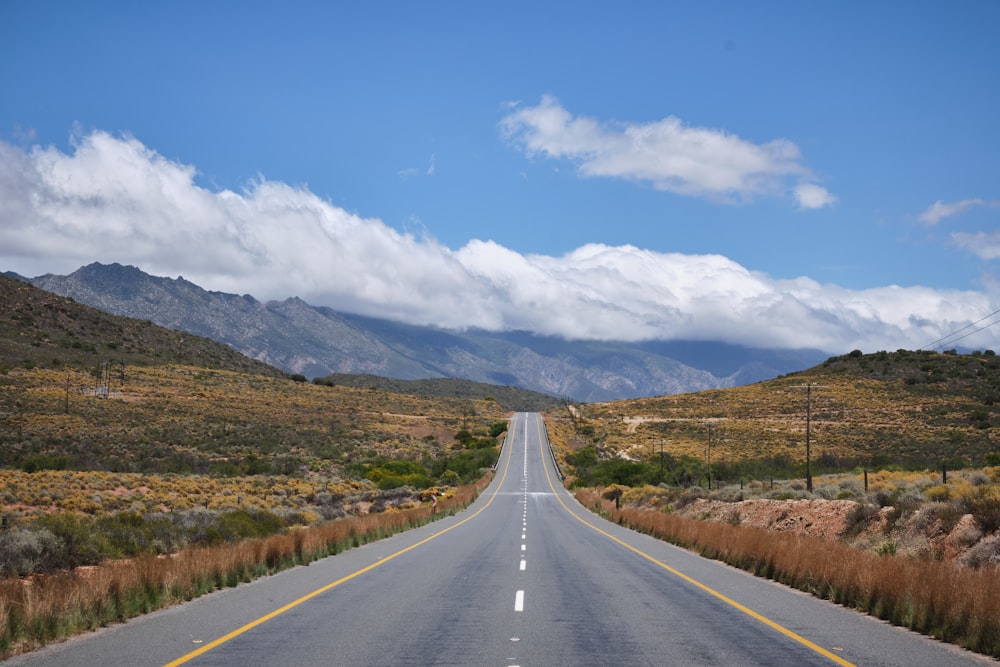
[8,412,994,666]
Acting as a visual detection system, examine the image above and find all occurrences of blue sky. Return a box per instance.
[1,1,999,353]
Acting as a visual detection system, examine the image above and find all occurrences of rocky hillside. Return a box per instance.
[18,263,827,401]
[0,273,285,377]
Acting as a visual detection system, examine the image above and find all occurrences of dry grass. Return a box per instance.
[0,468,369,518]
[0,473,491,659]
[577,488,1000,658]
[552,352,1000,662]
[1,364,507,477]
[0,364,508,532]
[0,359,505,657]
[551,350,1000,471]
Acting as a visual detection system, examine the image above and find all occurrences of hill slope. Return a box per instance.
[0,273,285,377]
[550,348,1000,476]
[22,263,827,400]
[319,373,563,412]
[0,273,527,475]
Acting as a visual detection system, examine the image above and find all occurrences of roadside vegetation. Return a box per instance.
[0,276,510,658]
[548,348,1000,658]
[0,364,507,573]
[555,349,1000,478]
[0,361,506,658]
[0,475,491,658]
[577,487,1000,658]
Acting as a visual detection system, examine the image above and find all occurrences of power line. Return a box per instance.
[934,317,1000,350]
[920,307,1000,351]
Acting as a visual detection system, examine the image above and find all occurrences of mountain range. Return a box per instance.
[12,263,827,401]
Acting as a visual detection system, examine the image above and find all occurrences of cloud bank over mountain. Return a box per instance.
[1,130,996,353]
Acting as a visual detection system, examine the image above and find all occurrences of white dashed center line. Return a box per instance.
[515,418,531,618]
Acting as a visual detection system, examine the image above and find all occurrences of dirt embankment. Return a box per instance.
[675,498,854,540]
[672,497,990,564]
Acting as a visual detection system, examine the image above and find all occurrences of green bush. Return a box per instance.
[20,453,72,473]
[93,512,183,558]
[32,513,110,569]
[969,496,1000,534]
[0,527,63,577]
[207,509,284,543]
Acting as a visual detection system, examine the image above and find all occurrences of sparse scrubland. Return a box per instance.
[547,349,1000,658]
[0,276,510,657]
[0,363,505,658]
[0,475,491,658]
[0,363,507,566]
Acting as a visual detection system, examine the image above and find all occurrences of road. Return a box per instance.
[8,412,993,666]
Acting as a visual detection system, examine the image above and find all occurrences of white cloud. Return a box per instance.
[398,154,435,180]
[794,183,838,210]
[951,231,1000,260]
[918,198,996,225]
[499,95,835,208]
[920,198,1000,262]
[2,131,998,354]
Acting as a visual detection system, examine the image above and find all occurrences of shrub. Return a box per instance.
[842,502,880,538]
[32,513,109,569]
[925,484,950,502]
[0,527,63,577]
[20,453,72,473]
[959,535,1000,569]
[965,470,991,486]
[166,508,285,546]
[211,509,284,543]
[877,540,898,556]
[673,486,707,510]
[969,495,1000,534]
[92,512,184,558]
[909,501,965,535]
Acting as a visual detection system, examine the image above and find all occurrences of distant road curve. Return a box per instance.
[8,413,993,666]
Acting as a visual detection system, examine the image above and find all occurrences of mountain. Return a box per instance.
[22,263,827,401]
[0,272,285,377]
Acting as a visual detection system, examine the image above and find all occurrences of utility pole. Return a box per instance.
[659,440,664,485]
[705,422,713,490]
[790,383,826,493]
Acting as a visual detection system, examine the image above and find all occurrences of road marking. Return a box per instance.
[520,559,526,571]
[530,416,855,667]
[161,416,520,667]
[514,590,525,611]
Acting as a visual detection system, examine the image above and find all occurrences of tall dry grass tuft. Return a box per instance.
[575,489,1000,659]
[0,474,491,660]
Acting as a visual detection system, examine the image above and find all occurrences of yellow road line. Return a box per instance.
[163,421,517,667]
[531,416,855,667]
